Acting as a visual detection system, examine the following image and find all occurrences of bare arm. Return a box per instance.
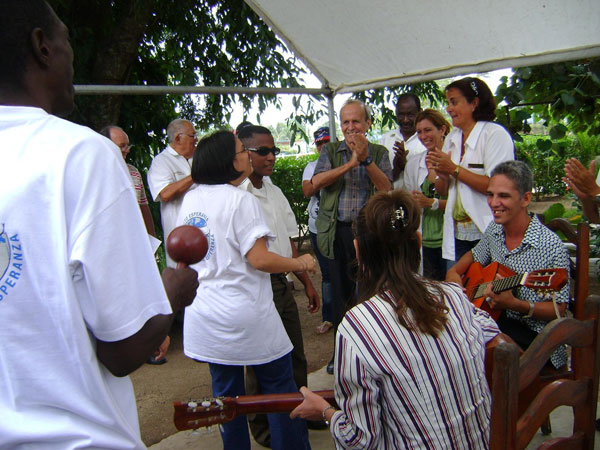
[246,237,315,274]
[96,266,198,377]
[484,279,567,321]
[140,204,156,237]
[446,250,474,286]
[158,175,194,203]
[427,149,489,194]
[302,179,318,198]
[311,152,359,190]
[364,160,393,191]
[290,238,320,313]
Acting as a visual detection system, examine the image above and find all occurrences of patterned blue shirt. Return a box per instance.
[313,140,392,222]
[471,215,570,368]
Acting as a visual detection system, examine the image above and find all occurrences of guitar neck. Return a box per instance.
[474,273,525,298]
[229,390,336,415]
[174,389,336,430]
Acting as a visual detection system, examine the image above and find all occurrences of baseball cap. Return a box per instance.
[313,127,330,143]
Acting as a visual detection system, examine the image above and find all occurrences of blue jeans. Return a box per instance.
[309,231,332,323]
[208,353,310,450]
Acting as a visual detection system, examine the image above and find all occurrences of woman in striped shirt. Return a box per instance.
[291,190,500,449]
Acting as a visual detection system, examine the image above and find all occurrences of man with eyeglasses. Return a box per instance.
[148,118,197,267]
[100,125,156,237]
[378,93,426,190]
[238,125,322,445]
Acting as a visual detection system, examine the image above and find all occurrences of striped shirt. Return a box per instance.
[127,163,149,206]
[330,283,499,449]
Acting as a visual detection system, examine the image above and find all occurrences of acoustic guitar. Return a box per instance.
[172,335,517,431]
[461,262,568,320]
[174,390,336,431]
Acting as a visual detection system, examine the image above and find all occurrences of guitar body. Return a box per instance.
[462,262,515,321]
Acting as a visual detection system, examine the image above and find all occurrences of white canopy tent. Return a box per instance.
[245,0,600,94]
[76,0,600,137]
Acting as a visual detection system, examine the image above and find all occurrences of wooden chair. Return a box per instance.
[490,294,600,450]
[538,218,590,320]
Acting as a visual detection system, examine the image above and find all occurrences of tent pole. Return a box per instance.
[327,93,336,143]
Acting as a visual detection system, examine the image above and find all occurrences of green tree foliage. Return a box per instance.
[495,58,600,142]
[49,0,305,158]
[49,0,305,241]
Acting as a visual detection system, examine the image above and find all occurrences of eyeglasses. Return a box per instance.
[235,146,249,155]
[179,132,198,140]
[118,143,133,150]
[246,146,281,156]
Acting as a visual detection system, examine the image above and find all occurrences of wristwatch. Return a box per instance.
[453,165,460,178]
[431,198,440,211]
[360,156,373,166]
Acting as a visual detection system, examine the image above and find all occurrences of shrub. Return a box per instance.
[271,153,318,242]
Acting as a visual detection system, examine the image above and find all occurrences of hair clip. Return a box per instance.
[469,81,479,97]
[390,206,408,230]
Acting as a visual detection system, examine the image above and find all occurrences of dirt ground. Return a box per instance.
[131,197,594,447]
[131,268,333,447]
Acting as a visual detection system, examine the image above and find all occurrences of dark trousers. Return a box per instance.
[209,353,309,450]
[422,246,446,281]
[310,231,332,323]
[246,273,308,447]
[329,222,357,333]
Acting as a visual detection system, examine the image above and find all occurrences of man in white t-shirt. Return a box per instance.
[0,2,198,448]
[239,125,321,444]
[148,118,196,266]
[378,93,427,190]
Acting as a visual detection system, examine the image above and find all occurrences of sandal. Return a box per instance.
[316,321,333,334]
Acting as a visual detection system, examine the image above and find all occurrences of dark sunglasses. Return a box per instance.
[247,146,281,156]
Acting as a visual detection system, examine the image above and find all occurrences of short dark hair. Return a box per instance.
[237,125,272,141]
[191,130,242,185]
[235,121,253,135]
[445,77,496,121]
[396,93,421,111]
[491,160,533,197]
[0,0,58,89]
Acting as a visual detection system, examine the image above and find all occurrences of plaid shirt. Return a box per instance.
[472,215,570,368]
[313,140,392,222]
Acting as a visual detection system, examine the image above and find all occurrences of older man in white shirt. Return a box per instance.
[148,119,196,267]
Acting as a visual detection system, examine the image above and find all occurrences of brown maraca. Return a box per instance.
[166,225,208,268]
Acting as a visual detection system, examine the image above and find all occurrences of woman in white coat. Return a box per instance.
[426,77,514,265]
[404,109,451,280]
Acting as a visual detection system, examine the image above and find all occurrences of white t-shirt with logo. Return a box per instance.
[178,184,292,365]
[0,106,172,449]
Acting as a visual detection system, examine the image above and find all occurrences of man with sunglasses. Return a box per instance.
[148,118,197,267]
[238,125,322,445]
